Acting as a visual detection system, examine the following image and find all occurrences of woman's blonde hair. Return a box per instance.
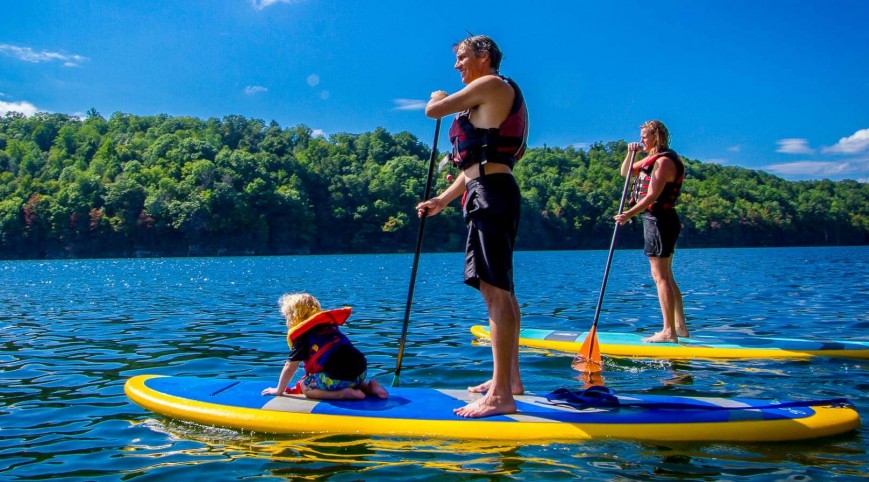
[641,120,670,154]
[278,293,321,327]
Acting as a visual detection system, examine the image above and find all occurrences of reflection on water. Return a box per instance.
[1,247,867,480]
[126,419,576,479]
[120,415,867,481]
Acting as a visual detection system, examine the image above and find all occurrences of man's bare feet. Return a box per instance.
[454,394,516,418]
[467,379,524,395]
[643,331,679,343]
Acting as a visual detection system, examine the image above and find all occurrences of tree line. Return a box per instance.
[0,111,865,259]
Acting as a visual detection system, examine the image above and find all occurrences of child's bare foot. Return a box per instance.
[467,379,524,395]
[454,394,516,418]
[366,379,388,399]
[643,331,679,343]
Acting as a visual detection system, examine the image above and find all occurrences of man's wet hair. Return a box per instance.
[454,35,503,73]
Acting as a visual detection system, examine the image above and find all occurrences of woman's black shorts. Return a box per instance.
[642,210,681,258]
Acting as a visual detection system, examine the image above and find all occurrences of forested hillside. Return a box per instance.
[0,111,865,259]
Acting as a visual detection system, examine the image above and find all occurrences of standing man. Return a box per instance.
[614,120,688,343]
[416,35,528,418]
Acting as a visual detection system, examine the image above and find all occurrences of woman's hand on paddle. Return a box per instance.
[614,213,631,226]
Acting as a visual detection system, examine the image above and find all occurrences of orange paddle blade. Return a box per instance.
[576,370,606,389]
[572,325,603,373]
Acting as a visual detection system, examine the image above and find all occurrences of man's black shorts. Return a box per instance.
[462,173,521,292]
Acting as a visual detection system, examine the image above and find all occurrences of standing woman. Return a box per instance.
[614,120,688,343]
[416,35,528,418]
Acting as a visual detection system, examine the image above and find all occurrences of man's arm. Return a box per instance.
[425,76,513,127]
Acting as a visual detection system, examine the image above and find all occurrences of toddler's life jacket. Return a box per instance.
[287,307,352,374]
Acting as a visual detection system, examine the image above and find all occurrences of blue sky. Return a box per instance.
[1,0,867,182]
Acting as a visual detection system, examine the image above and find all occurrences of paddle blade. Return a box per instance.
[572,325,603,373]
[575,370,606,389]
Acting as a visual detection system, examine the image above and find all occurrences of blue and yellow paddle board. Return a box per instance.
[125,374,859,442]
[471,325,869,359]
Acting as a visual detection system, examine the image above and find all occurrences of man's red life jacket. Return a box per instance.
[448,76,528,171]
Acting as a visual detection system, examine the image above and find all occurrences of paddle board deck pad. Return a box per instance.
[125,375,859,442]
[471,325,869,360]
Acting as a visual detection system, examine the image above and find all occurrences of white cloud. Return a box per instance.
[0,99,39,116]
[311,129,326,137]
[392,99,427,111]
[763,160,855,177]
[244,85,268,95]
[776,138,815,155]
[251,0,302,9]
[307,74,320,87]
[727,145,741,153]
[822,128,869,154]
[0,43,87,67]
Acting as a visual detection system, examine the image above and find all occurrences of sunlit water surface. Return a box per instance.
[1,246,867,480]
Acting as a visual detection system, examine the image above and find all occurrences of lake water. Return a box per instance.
[1,246,867,480]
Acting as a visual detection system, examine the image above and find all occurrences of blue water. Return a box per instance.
[1,247,867,480]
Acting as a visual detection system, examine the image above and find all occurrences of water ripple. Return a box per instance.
[1,247,867,480]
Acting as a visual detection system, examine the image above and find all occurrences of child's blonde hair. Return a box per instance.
[278,293,322,327]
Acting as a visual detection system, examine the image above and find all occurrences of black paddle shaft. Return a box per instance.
[393,118,441,386]
[591,150,636,330]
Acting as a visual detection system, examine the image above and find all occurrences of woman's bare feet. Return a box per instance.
[643,331,679,343]
[467,379,524,395]
[454,394,516,418]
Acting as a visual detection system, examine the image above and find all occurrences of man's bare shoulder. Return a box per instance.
[467,74,509,91]
[471,75,515,104]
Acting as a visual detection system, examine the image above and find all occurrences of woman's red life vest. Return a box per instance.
[629,149,685,211]
[448,76,528,171]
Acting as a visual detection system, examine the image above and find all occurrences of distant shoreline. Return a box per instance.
[2,113,866,259]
